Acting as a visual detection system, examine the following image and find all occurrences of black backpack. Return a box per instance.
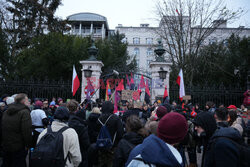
[30,126,69,167]
[211,136,250,167]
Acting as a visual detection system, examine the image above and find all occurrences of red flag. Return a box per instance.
[126,74,130,88]
[116,79,124,91]
[145,79,150,96]
[72,65,80,96]
[176,69,185,101]
[140,75,146,89]
[176,9,180,15]
[137,82,141,95]
[130,72,134,84]
[163,85,168,99]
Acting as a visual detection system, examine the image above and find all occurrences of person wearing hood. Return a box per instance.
[30,100,48,148]
[37,106,82,167]
[67,99,90,167]
[193,112,242,167]
[113,115,149,167]
[2,93,32,167]
[126,112,188,167]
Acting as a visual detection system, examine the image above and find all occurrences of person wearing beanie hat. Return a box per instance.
[126,112,187,167]
[156,105,168,120]
[193,112,242,167]
[30,100,48,147]
[37,106,82,167]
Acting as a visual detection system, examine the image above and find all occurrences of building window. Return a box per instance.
[147,60,151,66]
[146,38,153,44]
[147,48,153,56]
[133,37,140,44]
[136,59,139,67]
[134,48,140,56]
[121,37,127,43]
[209,38,217,44]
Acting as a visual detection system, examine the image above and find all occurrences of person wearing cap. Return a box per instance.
[126,112,188,167]
[193,112,241,167]
[30,100,48,147]
[37,106,82,167]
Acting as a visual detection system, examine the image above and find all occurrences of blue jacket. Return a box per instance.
[126,134,183,167]
[204,127,242,167]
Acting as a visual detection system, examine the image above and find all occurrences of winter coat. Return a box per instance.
[2,103,32,152]
[204,127,242,167]
[113,132,144,167]
[87,113,101,143]
[126,134,183,167]
[231,117,243,136]
[122,108,147,124]
[37,120,82,167]
[68,114,90,167]
[96,113,124,147]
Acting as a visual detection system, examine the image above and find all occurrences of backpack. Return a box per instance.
[211,136,250,167]
[96,115,116,149]
[30,126,69,167]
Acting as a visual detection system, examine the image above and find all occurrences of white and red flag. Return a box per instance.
[72,65,80,96]
[176,69,185,101]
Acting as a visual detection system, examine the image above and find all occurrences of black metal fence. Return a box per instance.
[0,78,81,102]
[0,78,246,107]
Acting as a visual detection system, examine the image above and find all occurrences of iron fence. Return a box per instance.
[0,78,246,107]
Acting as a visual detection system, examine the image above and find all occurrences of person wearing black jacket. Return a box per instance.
[193,111,242,167]
[88,101,124,167]
[87,107,101,144]
[113,115,148,167]
[67,100,90,167]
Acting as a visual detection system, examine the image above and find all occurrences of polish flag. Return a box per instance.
[72,65,80,96]
[176,69,185,101]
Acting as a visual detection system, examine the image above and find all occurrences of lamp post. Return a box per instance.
[154,40,167,79]
[87,39,98,61]
[158,67,168,80]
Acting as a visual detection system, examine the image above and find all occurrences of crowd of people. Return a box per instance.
[0,91,249,167]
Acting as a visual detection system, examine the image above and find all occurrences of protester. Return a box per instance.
[37,106,82,167]
[193,111,242,167]
[214,107,229,128]
[126,112,188,167]
[205,101,216,114]
[2,93,32,167]
[113,115,148,167]
[88,101,124,167]
[67,100,90,167]
[30,100,48,147]
[228,110,244,135]
[87,107,101,143]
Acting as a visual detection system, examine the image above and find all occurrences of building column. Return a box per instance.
[149,62,172,102]
[90,22,93,34]
[79,23,82,36]
[101,23,105,39]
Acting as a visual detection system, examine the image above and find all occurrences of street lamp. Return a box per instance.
[158,67,167,80]
[83,66,92,78]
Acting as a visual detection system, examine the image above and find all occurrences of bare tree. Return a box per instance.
[155,0,243,85]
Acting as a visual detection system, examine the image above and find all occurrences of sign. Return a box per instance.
[132,91,140,101]
[183,95,191,100]
[121,90,134,100]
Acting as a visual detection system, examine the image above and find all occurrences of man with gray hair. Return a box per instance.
[2,93,32,167]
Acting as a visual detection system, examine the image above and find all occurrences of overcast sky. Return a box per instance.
[55,0,250,29]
